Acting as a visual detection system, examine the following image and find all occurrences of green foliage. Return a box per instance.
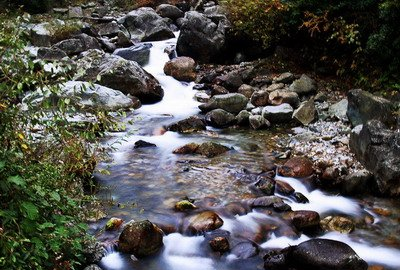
[222,0,400,88]
[0,13,115,269]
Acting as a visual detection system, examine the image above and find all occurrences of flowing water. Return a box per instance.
[91,36,400,270]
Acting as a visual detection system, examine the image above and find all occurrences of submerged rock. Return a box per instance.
[196,142,231,158]
[320,216,355,234]
[209,236,230,253]
[231,241,259,259]
[118,220,164,257]
[286,239,368,270]
[173,143,199,154]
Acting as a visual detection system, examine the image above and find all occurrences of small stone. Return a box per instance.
[273,202,292,212]
[269,89,300,108]
[292,192,309,203]
[175,200,197,211]
[249,115,270,130]
[328,99,349,120]
[262,103,294,123]
[275,180,295,195]
[238,84,256,99]
[292,99,317,125]
[205,109,236,128]
[164,56,196,82]
[209,237,230,253]
[188,211,224,234]
[278,157,314,178]
[167,116,206,133]
[320,216,355,234]
[236,110,252,126]
[69,6,83,18]
[289,74,317,94]
[288,210,320,230]
[134,140,156,148]
[196,142,231,158]
[251,89,270,107]
[105,217,124,231]
[273,72,294,84]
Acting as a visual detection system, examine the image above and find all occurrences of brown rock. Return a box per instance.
[287,210,320,230]
[279,157,314,178]
[320,216,355,234]
[163,56,196,82]
[209,237,230,253]
[188,211,224,234]
[238,84,256,99]
[173,143,199,154]
[195,142,230,158]
[250,89,269,107]
[275,180,295,195]
[118,220,163,257]
[269,89,300,107]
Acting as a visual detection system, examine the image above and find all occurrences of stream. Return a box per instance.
[90,35,400,270]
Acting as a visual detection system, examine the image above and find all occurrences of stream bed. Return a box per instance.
[90,36,400,270]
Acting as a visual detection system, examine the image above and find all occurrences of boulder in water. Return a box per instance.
[205,109,236,128]
[278,157,314,178]
[163,56,196,82]
[118,220,164,257]
[196,142,231,158]
[113,43,152,66]
[187,211,224,234]
[167,116,206,133]
[286,239,368,270]
[199,93,248,114]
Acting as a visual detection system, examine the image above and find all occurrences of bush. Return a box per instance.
[0,13,111,269]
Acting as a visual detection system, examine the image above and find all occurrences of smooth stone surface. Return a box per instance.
[262,103,294,123]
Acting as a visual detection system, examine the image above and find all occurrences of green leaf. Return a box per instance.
[21,202,39,220]
[7,175,26,187]
[50,191,60,202]
[0,161,5,170]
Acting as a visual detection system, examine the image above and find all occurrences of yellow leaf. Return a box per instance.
[21,144,28,150]
[18,133,25,140]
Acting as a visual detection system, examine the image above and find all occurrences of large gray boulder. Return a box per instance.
[176,11,226,63]
[347,89,395,127]
[119,7,175,42]
[76,51,163,104]
[199,93,248,114]
[350,120,400,196]
[286,239,368,270]
[113,43,152,66]
[23,81,134,112]
[289,74,317,95]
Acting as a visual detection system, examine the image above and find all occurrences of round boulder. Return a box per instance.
[188,211,224,234]
[278,157,314,178]
[118,220,164,257]
[164,56,196,82]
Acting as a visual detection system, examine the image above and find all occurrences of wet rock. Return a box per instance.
[175,200,197,211]
[238,84,256,99]
[37,47,68,61]
[287,239,368,270]
[118,220,164,257]
[224,202,249,216]
[293,99,317,125]
[167,116,206,133]
[273,72,294,84]
[236,110,252,126]
[205,109,236,128]
[289,74,317,95]
[156,4,184,20]
[350,120,400,196]
[250,89,270,107]
[173,143,199,154]
[164,56,196,82]
[264,250,288,270]
[278,157,314,178]
[120,7,175,42]
[273,202,292,212]
[286,210,320,231]
[231,241,259,259]
[113,43,152,66]
[328,99,348,120]
[254,176,276,195]
[196,142,231,158]
[249,115,270,130]
[105,217,124,231]
[176,11,226,63]
[199,93,248,114]
[269,89,300,108]
[347,89,395,127]
[117,30,133,47]
[134,140,157,148]
[194,91,210,102]
[188,211,224,234]
[292,192,309,203]
[275,180,295,195]
[262,103,294,123]
[247,196,283,208]
[99,37,116,53]
[209,237,230,253]
[342,169,374,195]
[83,241,106,264]
[320,216,355,234]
